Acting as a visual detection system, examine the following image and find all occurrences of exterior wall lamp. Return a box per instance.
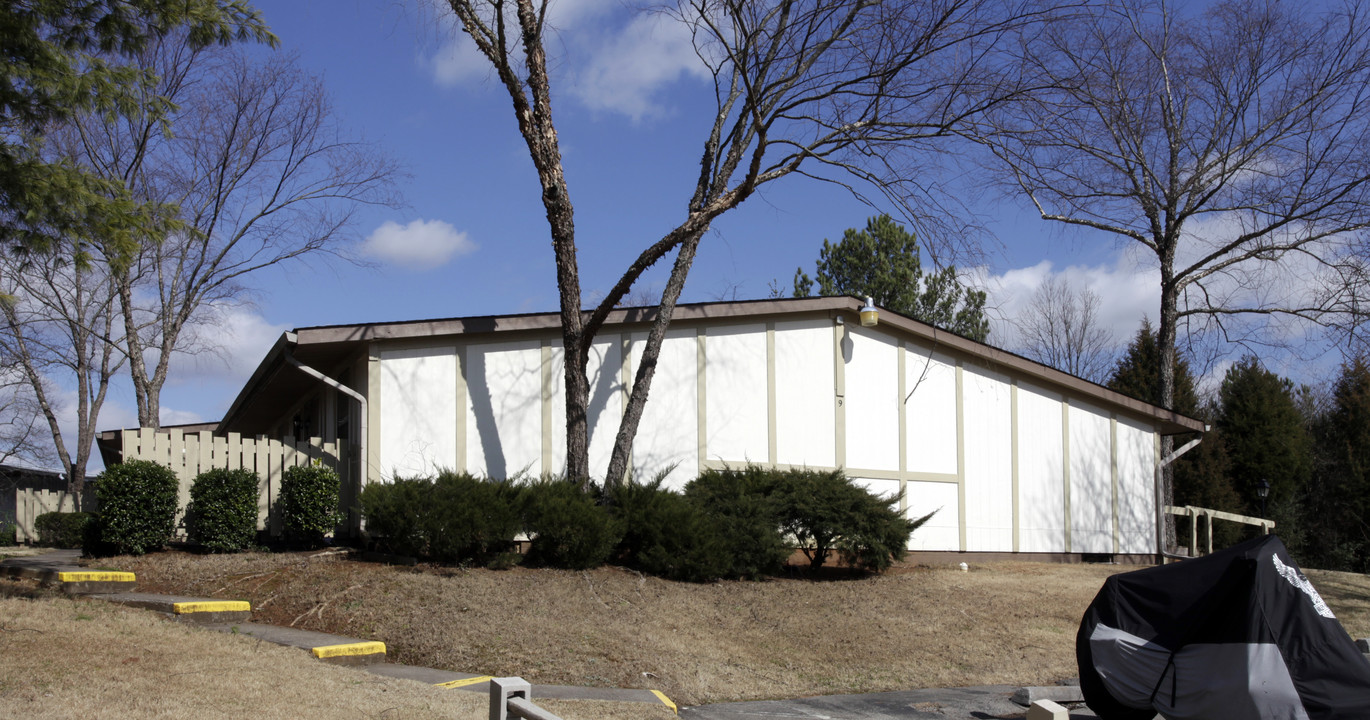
[860,296,878,327]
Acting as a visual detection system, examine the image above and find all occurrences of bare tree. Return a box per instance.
[0,355,47,467]
[974,0,1370,543]
[0,246,124,502]
[442,0,1057,486]
[57,35,401,427]
[1015,276,1115,383]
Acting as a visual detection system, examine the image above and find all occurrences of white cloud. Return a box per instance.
[168,306,291,386]
[979,256,1160,353]
[423,3,708,121]
[362,219,477,270]
[569,12,710,121]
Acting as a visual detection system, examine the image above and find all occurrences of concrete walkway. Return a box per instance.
[681,685,1100,719]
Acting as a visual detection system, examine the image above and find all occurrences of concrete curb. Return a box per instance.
[90,593,252,624]
[203,622,388,665]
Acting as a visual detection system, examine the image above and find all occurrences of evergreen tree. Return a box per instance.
[1216,357,1312,517]
[1108,321,1244,550]
[1309,358,1370,570]
[793,215,989,341]
[0,1,272,254]
[1107,319,1198,414]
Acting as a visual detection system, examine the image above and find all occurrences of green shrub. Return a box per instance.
[34,511,91,548]
[359,476,430,557]
[771,468,927,573]
[610,477,733,582]
[683,467,790,579]
[92,460,180,555]
[427,472,520,564]
[520,479,621,570]
[360,472,520,566]
[0,511,15,546]
[186,468,259,552]
[279,464,342,548]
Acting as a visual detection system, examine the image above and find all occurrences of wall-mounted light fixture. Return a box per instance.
[860,296,878,327]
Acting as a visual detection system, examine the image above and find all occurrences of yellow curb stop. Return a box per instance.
[173,601,251,614]
[311,641,386,660]
[435,675,494,689]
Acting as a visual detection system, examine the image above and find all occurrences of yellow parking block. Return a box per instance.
[311,641,386,660]
[172,601,251,614]
[57,571,135,583]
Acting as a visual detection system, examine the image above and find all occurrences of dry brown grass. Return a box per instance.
[0,587,672,720]
[93,553,1370,709]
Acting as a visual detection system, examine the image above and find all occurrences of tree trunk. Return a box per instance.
[604,231,705,487]
[1157,263,1180,553]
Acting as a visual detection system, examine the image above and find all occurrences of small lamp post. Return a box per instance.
[1256,478,1270,519]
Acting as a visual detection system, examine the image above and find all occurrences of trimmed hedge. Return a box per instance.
[92,460,180,555]
[34,511,91,548]
[280,464,342,548]
[359,472,519,566]
[520,479,622,570]
[187,468,259,552]
[681,467,791,579]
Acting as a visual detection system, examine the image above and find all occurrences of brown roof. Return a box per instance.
[215,296,1205,436]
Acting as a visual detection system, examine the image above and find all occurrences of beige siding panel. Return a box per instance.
[905,346,958,476]
[1117,417,1158,554]
[844,326,900,472]
[774,319,835,468]
[378,346,457,479]
[546,335,624,479]
[1069,401,1113,553]
[466,340,543,479]
[704,324,769,463]
[962,364,1013,551]
[1016,382,1067,552]
[629,329,699,489]
[906,479,960,551]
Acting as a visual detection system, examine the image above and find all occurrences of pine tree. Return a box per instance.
[793,215,989,341]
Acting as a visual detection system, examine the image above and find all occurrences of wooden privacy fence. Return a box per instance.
[116,429,352,537]
[13,484,95,544]
[1166,504,1275,557]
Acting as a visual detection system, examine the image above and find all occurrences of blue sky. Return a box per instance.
[93,0,1292,444]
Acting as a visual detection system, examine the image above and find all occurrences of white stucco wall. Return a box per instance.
[705,324,768,464]
[367,310,1171,557]
[378,345,457,478]
[905,347,958,476]
[466,340,544,479]
[774,319,835,467]
[1116,417,1157,554]
[1017,382,1066,552]
[907,479,960,551]
[628,329,698,489]
[962,364,1013,551]
[1069,401,1114,554]
[845,326,900,472]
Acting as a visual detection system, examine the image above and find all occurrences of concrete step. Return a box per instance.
[204,621,387,665]
[90,593,251,624]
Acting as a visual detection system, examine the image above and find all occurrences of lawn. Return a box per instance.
[103,552,1370,707]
